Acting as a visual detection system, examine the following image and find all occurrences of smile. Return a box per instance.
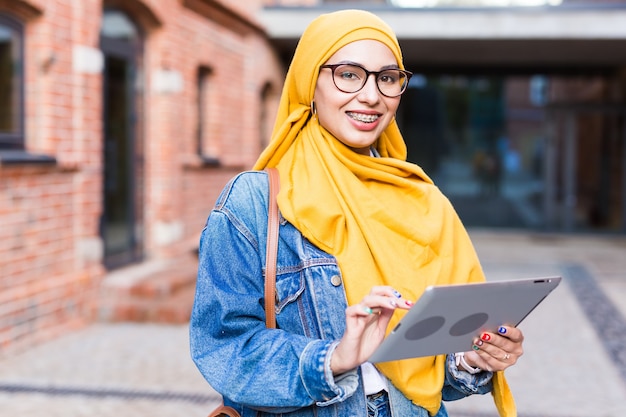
[347,112,380,123]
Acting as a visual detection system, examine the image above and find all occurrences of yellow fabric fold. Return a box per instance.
[253,9,515,416]
[493,371,517,417]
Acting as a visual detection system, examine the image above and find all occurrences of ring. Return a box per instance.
[503,353,510,360]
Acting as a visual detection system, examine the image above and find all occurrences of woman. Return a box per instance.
[190,9,523,417]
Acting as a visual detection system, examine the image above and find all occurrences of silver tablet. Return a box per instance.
[369,276,561,363]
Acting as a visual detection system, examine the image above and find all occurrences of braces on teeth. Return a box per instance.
[349,113,379,123]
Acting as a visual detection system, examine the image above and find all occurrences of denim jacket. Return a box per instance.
[190,170,494,417]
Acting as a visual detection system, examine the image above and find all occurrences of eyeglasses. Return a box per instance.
[319,63,412,98]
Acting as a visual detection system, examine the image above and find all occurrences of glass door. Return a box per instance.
[100,9,143,268]
[399,73,626,234]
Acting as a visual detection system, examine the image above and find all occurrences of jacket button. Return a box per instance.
[330,275,342,287]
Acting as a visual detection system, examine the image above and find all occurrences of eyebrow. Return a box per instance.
[332,60,401,70]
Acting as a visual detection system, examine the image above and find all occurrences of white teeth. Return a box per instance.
[347,112,379,123]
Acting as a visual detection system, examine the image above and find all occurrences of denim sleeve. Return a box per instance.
[442,354,494,401]
[302,340,359,407]
[189,209,356,412]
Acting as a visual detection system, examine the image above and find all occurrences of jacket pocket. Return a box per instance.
[275,271,305,313]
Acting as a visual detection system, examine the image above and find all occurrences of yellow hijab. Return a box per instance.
[254,9,515,417]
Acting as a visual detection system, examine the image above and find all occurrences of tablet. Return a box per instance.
[369,276,561,363]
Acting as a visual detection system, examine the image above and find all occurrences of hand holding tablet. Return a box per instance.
[369,276,561,363]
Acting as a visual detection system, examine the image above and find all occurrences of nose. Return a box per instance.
[357,74,381,103]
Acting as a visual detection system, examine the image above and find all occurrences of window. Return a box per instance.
[196,66,218,164]
[0,14,24,149]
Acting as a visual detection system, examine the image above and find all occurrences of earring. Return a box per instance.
[310,100,317,117]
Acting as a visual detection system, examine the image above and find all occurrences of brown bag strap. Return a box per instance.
[264,167,280,329]
[207,405,240,417]
[208,169,280,417]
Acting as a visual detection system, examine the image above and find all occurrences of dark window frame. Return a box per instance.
[99,7,146,269]
[0,13,24,150]
[195,65,219,165]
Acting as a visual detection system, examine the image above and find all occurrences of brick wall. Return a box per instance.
[0,0,284,353]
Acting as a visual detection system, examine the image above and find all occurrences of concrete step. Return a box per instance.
[128,262,198,299]
[98,285,197,323]
[96,254,198,324]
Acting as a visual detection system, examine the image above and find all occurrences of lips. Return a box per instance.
[346,111,380,123]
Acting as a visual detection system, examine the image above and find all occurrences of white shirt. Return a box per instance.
[361,362,388,395]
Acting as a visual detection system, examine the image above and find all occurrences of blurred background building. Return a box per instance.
[0,0,283,351]
[1,0,625,351]
[262,0,626,233]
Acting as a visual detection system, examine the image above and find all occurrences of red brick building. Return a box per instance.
[0,0,283,352]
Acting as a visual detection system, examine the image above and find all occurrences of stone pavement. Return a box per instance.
[446,231,626,417]
[0,231,625,417]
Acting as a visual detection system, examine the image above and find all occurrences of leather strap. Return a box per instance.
[264,167,280,329]
[207,405,240,417]
[208,169,280,417]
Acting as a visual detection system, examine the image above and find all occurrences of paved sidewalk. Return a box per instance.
[447,231,626,417]
[0,231,624,417]
[0,324,220,417]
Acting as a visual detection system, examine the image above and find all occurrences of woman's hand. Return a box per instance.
[330,286,412,375]
[462,325,524,373]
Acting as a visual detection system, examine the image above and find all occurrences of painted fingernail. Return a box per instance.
[481,333,491,341]
[498,326,507,334]
[389,300,397,308]
[476,340,484,346]
[393,290,402,298]
[364,307,373,314]
[405,300,414,307]
[472,345,480,351]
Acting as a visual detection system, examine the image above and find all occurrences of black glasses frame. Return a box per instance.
[319,63,413,98]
